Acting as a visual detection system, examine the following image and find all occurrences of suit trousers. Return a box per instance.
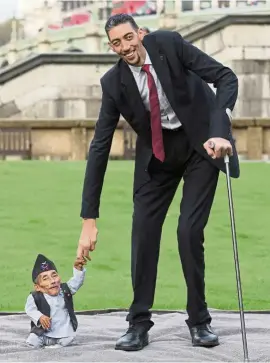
[127,127,219,329]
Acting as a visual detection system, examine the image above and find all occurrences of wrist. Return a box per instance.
[82,218,96,226]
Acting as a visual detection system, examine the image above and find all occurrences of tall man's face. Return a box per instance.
[108,22,146,67]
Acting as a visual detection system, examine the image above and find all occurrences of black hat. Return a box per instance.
[32,254,57,283]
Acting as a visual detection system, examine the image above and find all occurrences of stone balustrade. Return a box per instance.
[0,117,269,161]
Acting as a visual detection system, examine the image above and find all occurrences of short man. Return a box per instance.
[77,14,239,351]
[25,254,86,348]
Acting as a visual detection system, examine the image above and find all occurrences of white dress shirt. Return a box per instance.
[25,267,86,339]
[128,51,182,130]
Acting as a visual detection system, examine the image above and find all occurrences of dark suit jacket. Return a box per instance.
[81,30,239,219]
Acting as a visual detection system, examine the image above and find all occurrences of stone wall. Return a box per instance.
[1,18,270,120]
[0,119,125,160]
[233,60,270,118]
[0,62,106,119]
[0,118,269,161]
[190,22,270,118]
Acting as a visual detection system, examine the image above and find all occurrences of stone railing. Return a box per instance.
[232,117,270,160]
[0,119,125,161]
[0,118,269,161]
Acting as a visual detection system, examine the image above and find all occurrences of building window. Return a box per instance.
[218,0,230,7]
[61,0,94,12]
[182,0,193,11]
[61,1,69,11]
[200,1,212,10]
[236,0,266,6]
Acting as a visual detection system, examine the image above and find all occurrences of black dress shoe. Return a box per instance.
[115,324,149,351]
[189,323,219,347]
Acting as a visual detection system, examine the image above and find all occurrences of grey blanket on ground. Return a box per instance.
[0,310,269,362]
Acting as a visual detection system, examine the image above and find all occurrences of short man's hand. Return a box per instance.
[39,315,51,330]
[203,137,233,159]
[77,219,98,261]
[74,257,87,271]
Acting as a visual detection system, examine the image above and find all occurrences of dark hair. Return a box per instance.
[105,14,139,37]
[141,26,151,34]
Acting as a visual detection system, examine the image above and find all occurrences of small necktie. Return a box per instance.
[142,64,165,162]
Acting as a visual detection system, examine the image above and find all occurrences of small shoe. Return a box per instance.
[190,323,219,347]
[115,324,149,351]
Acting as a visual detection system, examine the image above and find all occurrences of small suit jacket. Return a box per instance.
[81,30,239,218]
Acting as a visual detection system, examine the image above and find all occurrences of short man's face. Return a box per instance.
[35,270,61,296]
[108,22,145,66]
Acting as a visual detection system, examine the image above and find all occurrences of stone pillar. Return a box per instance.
[38,35,51,53]
[156,0,165,14]
[37,0,52,53]
[70,127,87,160]
[7,45,18,64]
[247,126,263,160]
[230,0,237,8]
[192,0,200,11]
[84,21,102,53]
[212,0,219,9]
[159,13,178,29]
[159,0,178,30]
[164,0,176,13]
[7,17,18,65]
[174,0,181,13]
[37,21,51,53]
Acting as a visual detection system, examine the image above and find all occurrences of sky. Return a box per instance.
[0,0,18,22]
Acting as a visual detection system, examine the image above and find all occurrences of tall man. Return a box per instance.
[77,14,239,351]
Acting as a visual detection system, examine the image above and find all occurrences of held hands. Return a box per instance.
[203,137,233,159]
[77,219,98,261]
[39,315,51,330]
[74,256,88,271]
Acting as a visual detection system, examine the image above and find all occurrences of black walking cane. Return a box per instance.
[224,154,249,362]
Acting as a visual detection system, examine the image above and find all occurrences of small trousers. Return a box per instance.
[26,333,75,348]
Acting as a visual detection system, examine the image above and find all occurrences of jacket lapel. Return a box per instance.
[143,36,177,111]
[119,60,148,119]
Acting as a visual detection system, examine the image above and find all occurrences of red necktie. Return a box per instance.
[142,64,165,162]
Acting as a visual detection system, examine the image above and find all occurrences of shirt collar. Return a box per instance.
[128,51,152,74]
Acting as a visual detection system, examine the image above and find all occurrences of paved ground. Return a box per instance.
[0,310,269,362]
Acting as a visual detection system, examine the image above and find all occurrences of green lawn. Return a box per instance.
[0,161,269,312]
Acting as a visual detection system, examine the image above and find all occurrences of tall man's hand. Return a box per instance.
[77,219,98,261]
[203,137,233,159]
